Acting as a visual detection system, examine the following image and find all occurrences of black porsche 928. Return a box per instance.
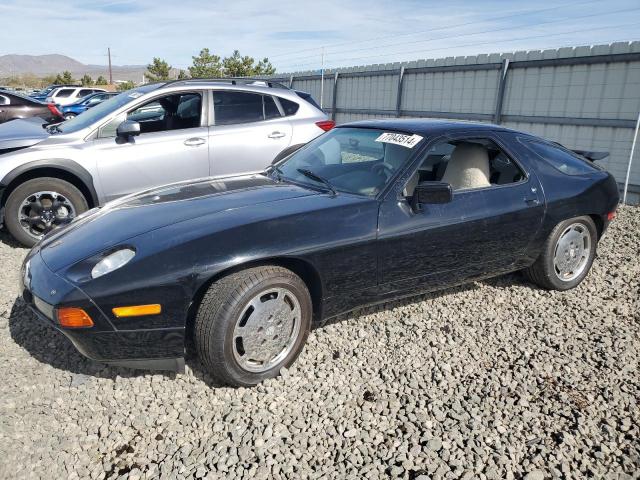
[21,120,619,386]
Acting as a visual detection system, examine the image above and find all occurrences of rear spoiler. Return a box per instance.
[571,149,609,162]
[550,142,609,162]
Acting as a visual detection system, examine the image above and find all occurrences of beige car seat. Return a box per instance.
[441,143,491,190]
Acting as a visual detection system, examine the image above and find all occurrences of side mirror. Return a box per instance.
[411,181,452,210]
[116,120,140,141]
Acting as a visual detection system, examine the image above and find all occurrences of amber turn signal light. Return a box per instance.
[112,304,161,318]
[57,307,94,328]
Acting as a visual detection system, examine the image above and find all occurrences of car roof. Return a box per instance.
[340,118,523,136]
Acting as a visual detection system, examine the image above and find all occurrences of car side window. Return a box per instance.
[404,137,525,197]
[0,95,10,105]
[78,89,94,97]
[278,97,300,116]
[97,92,203,138]
[55,88,74,98]
[521,139,598,175]
[213,91,283,125]
[264,96,281,120]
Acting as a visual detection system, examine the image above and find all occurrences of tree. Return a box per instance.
[81,74,94,86]
[95,75,108,85]
[188,48,222,78]
[62,71,74,83]
[222,50,255,77]
[253,58,276,76]
[177,69,189,80]
[146,57,171,82]
[222,50,275,77]
[116,81,136,91]
[42,74,58,86]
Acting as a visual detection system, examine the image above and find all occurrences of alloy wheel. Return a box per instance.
[18,191,77,240]
[232,286,302,373]
[553,222,591,282]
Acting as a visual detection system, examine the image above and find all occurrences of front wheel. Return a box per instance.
[4,177,88,247]
[63,113,76,120]
[524,216,598,290]
[194,266,312,386]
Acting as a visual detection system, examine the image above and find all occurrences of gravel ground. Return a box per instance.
[0,207,638,480]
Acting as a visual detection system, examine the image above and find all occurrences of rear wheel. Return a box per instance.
[194,266,312,386]
[4,177,88,247]
[524,216,597,290]
[63,112,77,120]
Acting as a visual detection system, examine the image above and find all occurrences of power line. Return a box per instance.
[276,5,640,66]
[268,0,603,60]
[277,22,640,71]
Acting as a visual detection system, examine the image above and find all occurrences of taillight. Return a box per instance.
[47,103,62,117]
[607,211,616,221]
[315,120,335,132]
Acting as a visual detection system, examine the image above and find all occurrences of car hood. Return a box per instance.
[39,174,319,272]
[0,117,50,150]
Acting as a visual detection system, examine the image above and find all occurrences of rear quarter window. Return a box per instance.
[278,97,300,116]
[521,139,598,175]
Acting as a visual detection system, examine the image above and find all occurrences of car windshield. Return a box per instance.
[58,84,161,134]
[276,127,423,197]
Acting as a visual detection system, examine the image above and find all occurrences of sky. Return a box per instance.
[1,0,639,73]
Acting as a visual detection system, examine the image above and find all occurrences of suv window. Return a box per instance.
[279,97,299,116]
[78,89,94,97]
[405,137,525,195]
[213,91,282,125]
[98,92,202,138]
[0,95,10,105]
[264,96,281,120]
[55,88,74,98]
[521,139,598,175]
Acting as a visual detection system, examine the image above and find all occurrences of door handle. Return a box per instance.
[184,137,206,146]
[525,197,540,205]
[268,131,286,139]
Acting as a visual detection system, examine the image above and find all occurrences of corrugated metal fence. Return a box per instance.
[269,42,640,202]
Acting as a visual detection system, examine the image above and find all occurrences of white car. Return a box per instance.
[46,87,107,106]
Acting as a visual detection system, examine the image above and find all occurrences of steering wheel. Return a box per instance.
[372,162,394,179]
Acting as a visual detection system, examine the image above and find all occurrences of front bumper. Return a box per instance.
[20,248,185,372]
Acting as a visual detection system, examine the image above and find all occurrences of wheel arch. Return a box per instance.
[588,213,605,240]
[0,159,99,209]
[184,256,324,351]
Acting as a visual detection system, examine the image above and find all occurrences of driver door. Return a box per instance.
[377,133,544,296]
[85,91,210,202]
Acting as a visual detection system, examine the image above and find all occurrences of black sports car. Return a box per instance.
[20,120,619,386]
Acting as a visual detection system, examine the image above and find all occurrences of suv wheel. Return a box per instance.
[4,177,88,247]
[194,266,312,386]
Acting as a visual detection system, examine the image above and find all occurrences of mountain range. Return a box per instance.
[0,54,149,82]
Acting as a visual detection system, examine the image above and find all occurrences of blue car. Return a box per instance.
[59,92,119,120]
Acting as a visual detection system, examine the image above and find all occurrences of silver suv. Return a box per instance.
[0,79,332,246]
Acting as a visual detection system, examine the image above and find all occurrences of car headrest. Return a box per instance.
[441,143,491,190]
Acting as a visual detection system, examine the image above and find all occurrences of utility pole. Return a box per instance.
[319,46,325,110]
[108,47,113,85]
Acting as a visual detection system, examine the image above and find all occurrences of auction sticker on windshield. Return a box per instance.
[375,132,423,148]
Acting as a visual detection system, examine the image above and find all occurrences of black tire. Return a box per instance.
[524,216,598,291]
[4,177,88,247]
[63,113,77,120]
[194,266,312,387]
